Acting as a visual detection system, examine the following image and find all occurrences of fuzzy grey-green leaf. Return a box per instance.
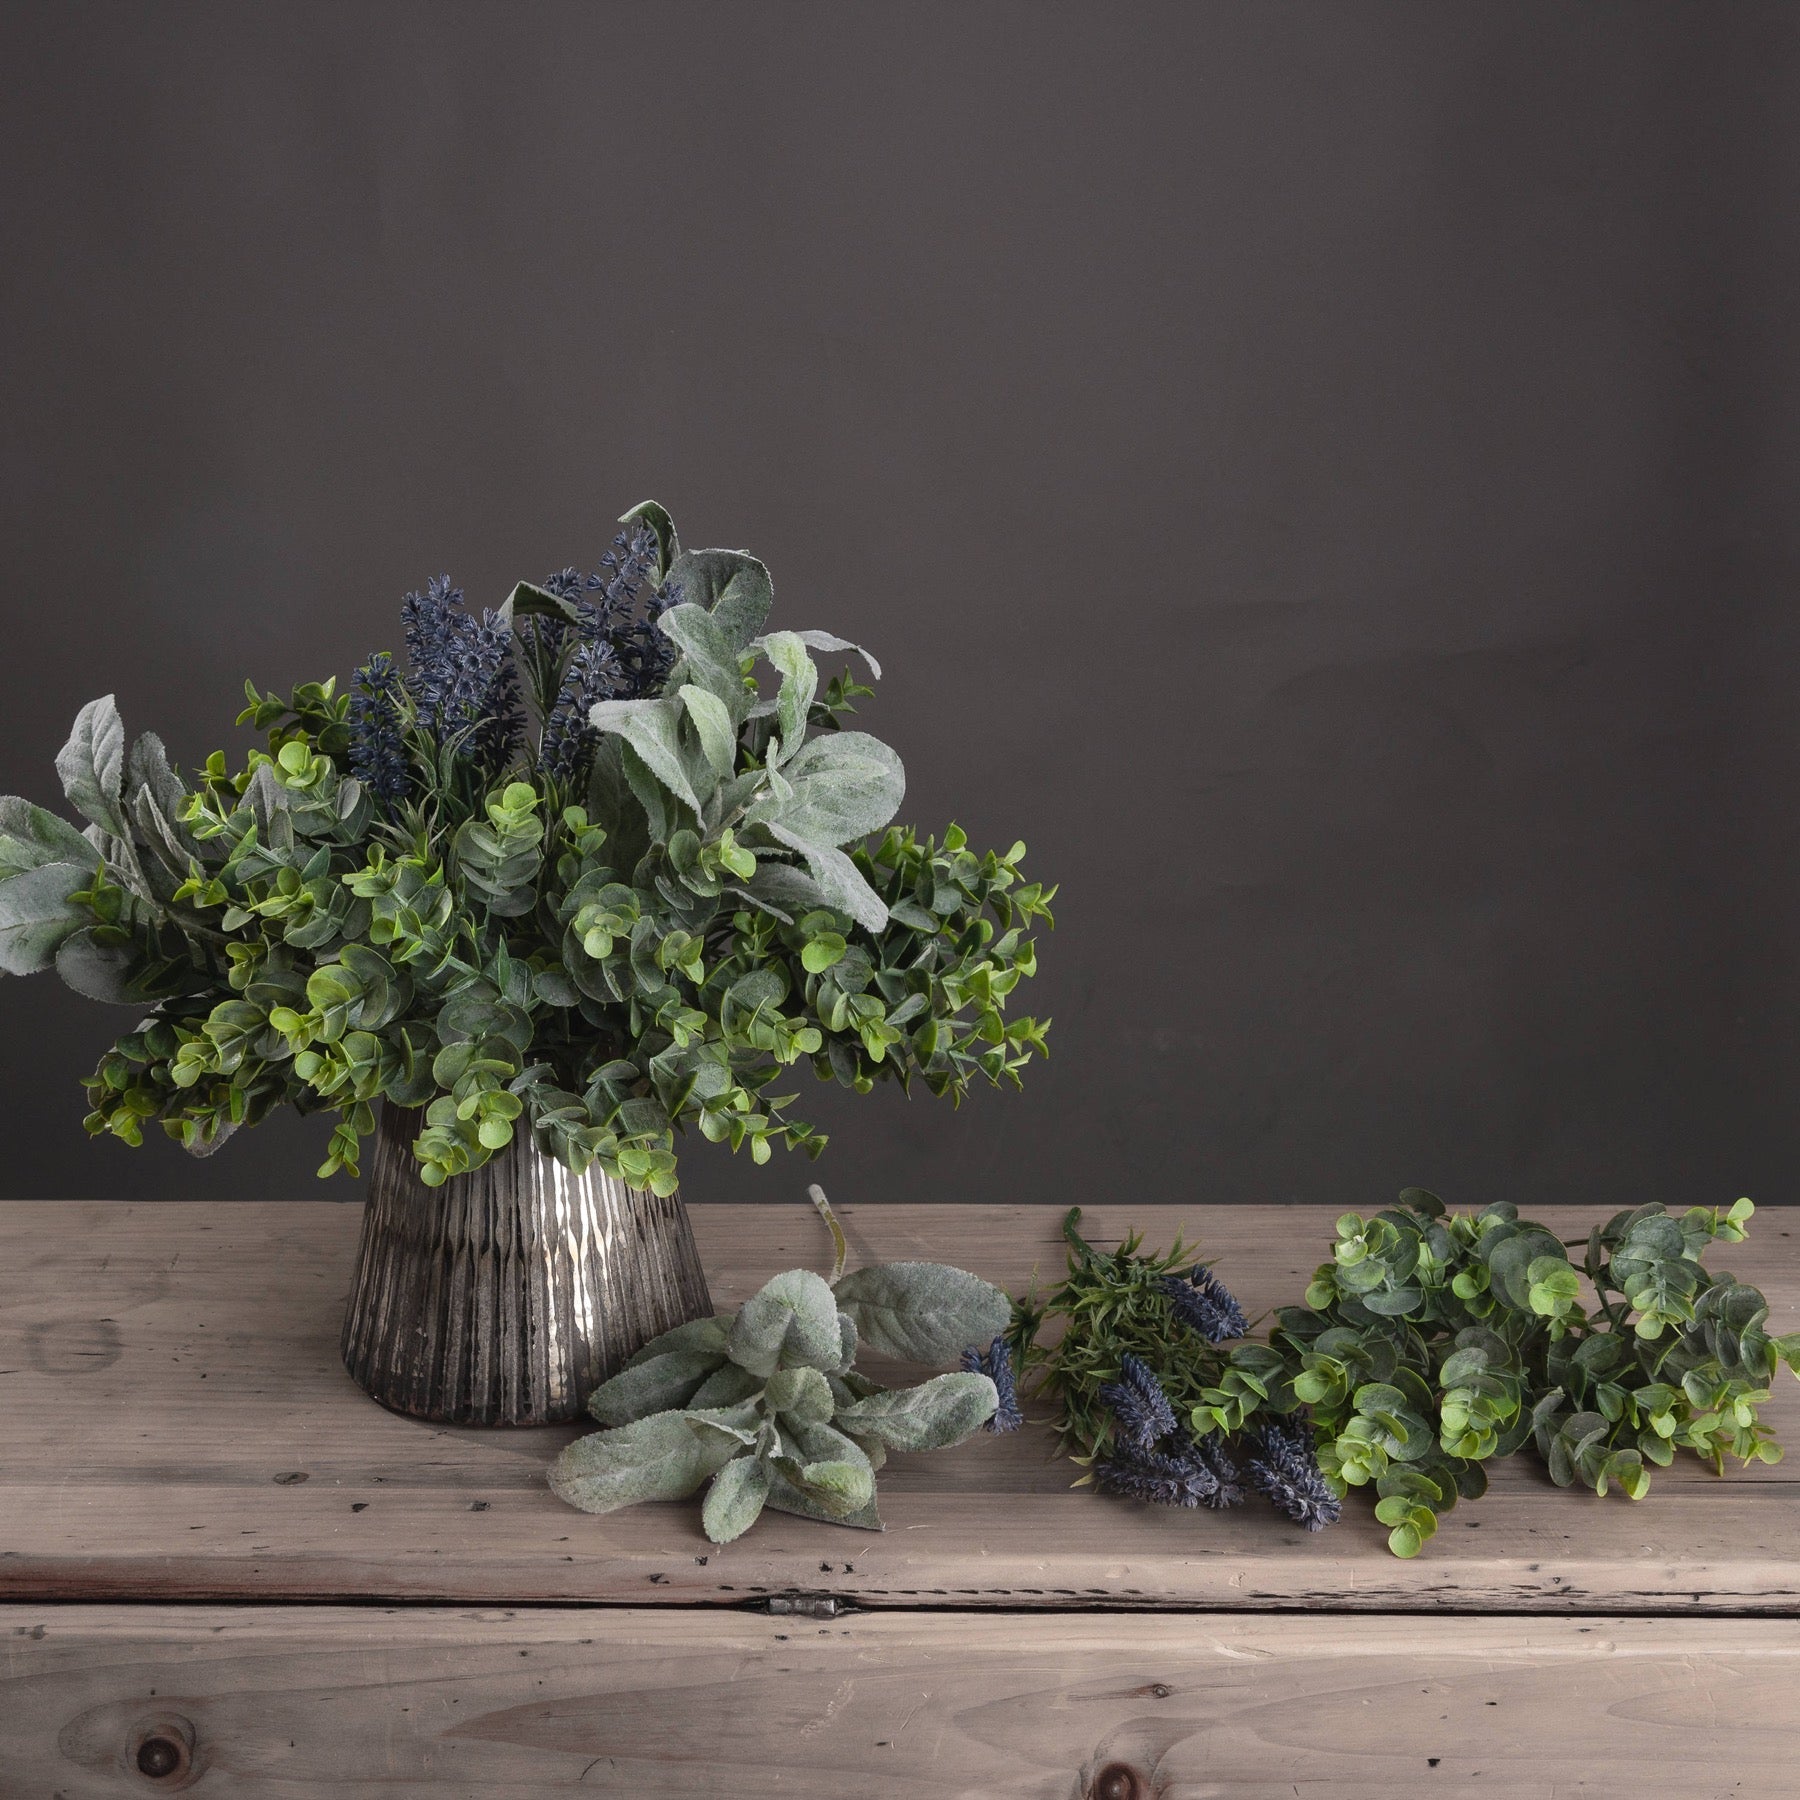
[587,697,705,817]
[773,1417,877,1519]
[750,730,904,847]
[54,927,140,1004]
[834,1371,999,1451]
[780,1457,873,1517]
[685,1399,764,1448]
[689,1362,763,1408]
[701,1453,771,1545]
[548,1409,743,1515]
[0,860,94,977]
[734,859,835,923]
[661,606,747,721]
[587,1347,727,1427]
[755,628,881,683]
[765,1365,835,1425]
[758,631,819,762]
[0,798,96,878]
[764,1463,884,1531]
[663,548,774,651]
[764,829,889,932]
[833,1260,1013,1364]
[678,684,738,777]
[55,696,128,837]
[624,1313,734,1370]
[727,1267,845,1377]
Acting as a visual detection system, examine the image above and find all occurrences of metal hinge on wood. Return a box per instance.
[751,1591,857,1619]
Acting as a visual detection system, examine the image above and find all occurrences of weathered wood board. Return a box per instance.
[6,1606,1799,1798]
[5,1199,1798,1794]
[2,1202,1797,1615]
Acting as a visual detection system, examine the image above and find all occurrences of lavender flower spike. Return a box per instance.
[1246,1413,1342,1532]
[588,523,662,624]
[1095,1437,1220,1509]
[1159,1263,1248,1344]
[541,638,627,786]
[1192,1428,1245,1509]
[400,574,467,728]
[347,651,410,807]
[467,610,523,771]
[1097,1353,1178,1453]
[960,1337,1022,1433]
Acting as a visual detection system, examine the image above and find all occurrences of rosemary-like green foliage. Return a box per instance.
[1015,1209,1238,1464]
[1014,1209,1335,1523]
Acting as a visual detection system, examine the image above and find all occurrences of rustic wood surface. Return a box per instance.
[2,1200,1797,1614]
[5,1604,1797,1798]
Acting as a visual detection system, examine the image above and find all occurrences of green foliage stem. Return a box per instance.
[1193,1191,1800,1555]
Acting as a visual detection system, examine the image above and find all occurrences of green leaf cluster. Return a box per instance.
[0,506,1053,1191]
[549,1192,1011,1541]
[1192,1190,1799,1556]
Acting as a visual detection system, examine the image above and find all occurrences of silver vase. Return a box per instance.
[340,1103,713,1425]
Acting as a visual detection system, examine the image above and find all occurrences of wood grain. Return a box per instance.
[2,1201,1798,1613]
[5,1604,1797,1797]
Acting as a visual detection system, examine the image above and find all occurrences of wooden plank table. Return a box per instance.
[3,1200,1798,1796]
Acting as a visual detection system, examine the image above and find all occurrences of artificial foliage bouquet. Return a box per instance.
[0,503,1052,1194]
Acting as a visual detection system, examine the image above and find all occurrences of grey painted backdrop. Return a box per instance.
[1,2,1796,1210]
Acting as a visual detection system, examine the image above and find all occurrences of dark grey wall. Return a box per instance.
[1,2,1796,1210]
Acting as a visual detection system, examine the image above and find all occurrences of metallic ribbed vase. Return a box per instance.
[340,1104,713,1425]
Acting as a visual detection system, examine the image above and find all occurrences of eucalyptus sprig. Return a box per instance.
[549,1188,1016,1542]
[1191,1191,1800,1556]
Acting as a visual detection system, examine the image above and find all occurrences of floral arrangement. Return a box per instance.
[551,1188,1019,1542]
[1026,1193,1800,1555]
[0,504,1052,1192]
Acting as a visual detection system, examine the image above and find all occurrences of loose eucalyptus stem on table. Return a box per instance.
[1198,1191,1800,1555]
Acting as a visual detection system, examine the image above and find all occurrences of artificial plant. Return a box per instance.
[0,504,1052,1192]
[1014,1209,1341,1529]
[550,1187,1019,1541]
[1192,1191,1800,1554]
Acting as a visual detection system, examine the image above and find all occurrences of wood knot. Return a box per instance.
[1092,1764,1145,1800]
[136,1738,182,1779]
[127,1715,199,1788]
